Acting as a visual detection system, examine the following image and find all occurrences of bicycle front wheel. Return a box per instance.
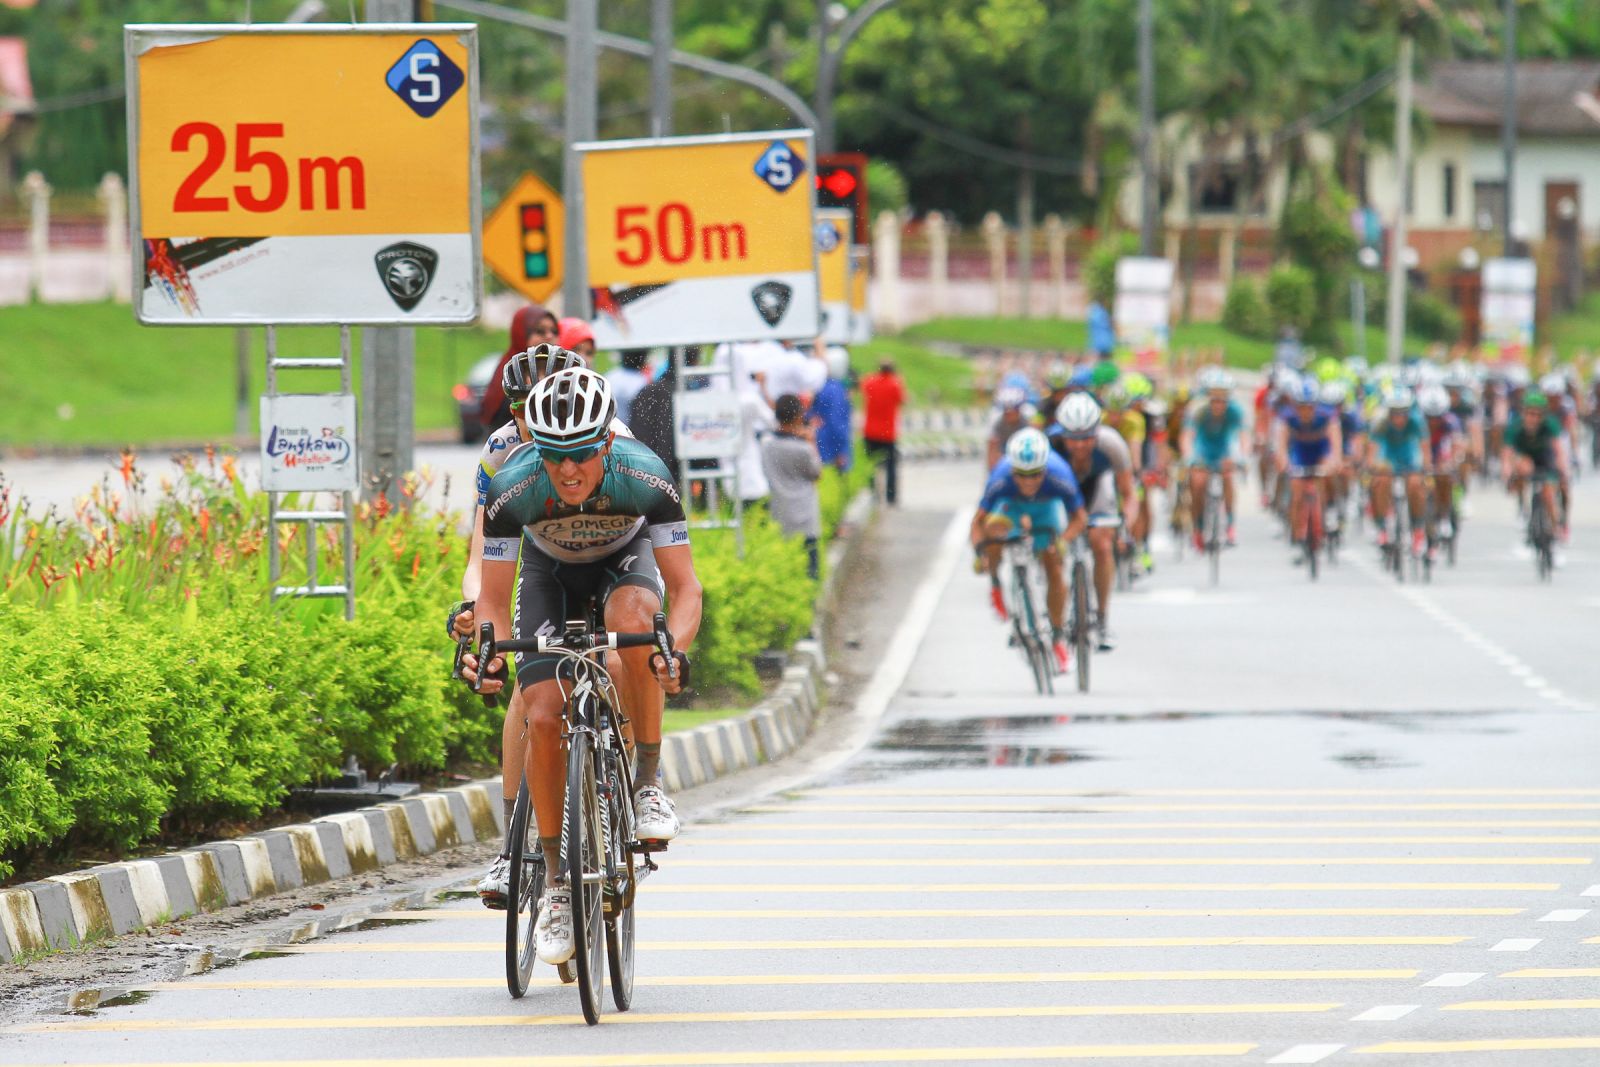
[504,779,541,999]
[1071,560,1091,694]
[565,730,606,1025]
[1013,566,1051,695]
[604,742,637,1012]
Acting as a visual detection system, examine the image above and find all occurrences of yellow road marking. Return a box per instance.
[802,788,1600,797]
[1444,999,1600,1011]
[0,1045,1260,1066]
[381,907,1524,921]
[272,936,1471,953]
[687,835,1600,846]
[1357,1037,1600,1055]
[742,803,1600,813]
[693,821,1600,831]
[10,1002,1341,1035]
[645,882,1559,893]
[131,969,1421,993]
[1503,969,1600,978]
[670,856,1591,867]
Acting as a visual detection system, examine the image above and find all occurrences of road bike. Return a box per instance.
[1067,529,1097,694]
[1376,479,1411,582]
[1194,468,1226,587]
[1287,467,1324,581]
[1526,475,1559,582]
[471,610,678,1024]
[981,531,1057,695]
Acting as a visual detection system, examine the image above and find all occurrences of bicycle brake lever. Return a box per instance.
[474,621,500,708]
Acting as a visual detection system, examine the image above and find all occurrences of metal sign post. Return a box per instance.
[263,326,358,620]
[672,348,745,557]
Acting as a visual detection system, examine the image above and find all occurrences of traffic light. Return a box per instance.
[520,202,552,281]
[816,153,869,245]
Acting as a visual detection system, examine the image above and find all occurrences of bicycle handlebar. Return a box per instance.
[465,613,678,699]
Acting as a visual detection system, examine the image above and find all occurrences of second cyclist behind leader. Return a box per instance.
[1182,368,1247,550]
[973,427,1089,673]
[1049,393,1137,652]
[463,367,702,968]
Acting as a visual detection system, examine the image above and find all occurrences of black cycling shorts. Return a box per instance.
[512,529,664,686]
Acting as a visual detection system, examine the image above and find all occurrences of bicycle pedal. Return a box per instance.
[632,839,669,854]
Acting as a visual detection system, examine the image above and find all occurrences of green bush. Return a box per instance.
[1222,276,1271,340]
[1405,289,1463,344]
[1265,264,1317,334]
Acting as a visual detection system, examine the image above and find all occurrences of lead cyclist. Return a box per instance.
[464,368,701,965]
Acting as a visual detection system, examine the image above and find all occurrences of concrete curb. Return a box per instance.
[0,488,877,964]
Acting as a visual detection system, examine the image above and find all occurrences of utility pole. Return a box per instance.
[362,0,416,501]
[1385,33,1414,365]
[1017,168,1035,320]
[562,0,597,317]
[1501,0,1517,255]
[651,0,672,136]
[1137,0,1157,256]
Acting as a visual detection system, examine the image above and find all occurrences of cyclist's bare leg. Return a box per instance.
[516,680,567,873]
[1371,469,1394,525]
[605,584,665,786]
[1220,459,1237,521]
[1089,526,1114,625]
[1289,477,1310,542]
[501,697,525,824]
[981,515,1011,577]
[1040,543,1067,631]
[1433,473,1453,522]
[1405,473,1426,524]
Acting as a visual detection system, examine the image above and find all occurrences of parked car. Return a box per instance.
[453,352,502,444]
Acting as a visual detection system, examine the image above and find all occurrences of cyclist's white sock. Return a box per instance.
[502,797,516,852]
[635,743,662,789]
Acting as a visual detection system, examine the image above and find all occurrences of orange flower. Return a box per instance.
[204,443,217,470]
[373,493,393,520]
[199,507,212,540]
[221,455,239,484]
[118,448,137,487]
[411,550,421,579]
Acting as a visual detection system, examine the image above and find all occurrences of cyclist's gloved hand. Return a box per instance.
[652,650,691,695]
[446,599,475,640]
[461,652,508,695]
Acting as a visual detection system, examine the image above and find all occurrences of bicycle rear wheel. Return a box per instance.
[503,780,541,999]
[604,739,637,1012]
[1071,561,1091,694]
[565,730,606,1025]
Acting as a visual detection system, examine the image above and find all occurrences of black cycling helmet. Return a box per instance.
[503,343,587,401]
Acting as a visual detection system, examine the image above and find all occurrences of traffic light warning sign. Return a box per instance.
[484,171,564,305]
[816,152,868,245]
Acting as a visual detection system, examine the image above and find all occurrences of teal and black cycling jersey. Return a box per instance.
[482,436,689,564]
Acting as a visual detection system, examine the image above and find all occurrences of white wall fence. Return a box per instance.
[0,172,131,306]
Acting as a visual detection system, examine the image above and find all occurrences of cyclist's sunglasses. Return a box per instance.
[540,439,607,464]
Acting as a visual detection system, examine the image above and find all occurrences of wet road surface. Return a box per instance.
[4,459,1599,1065]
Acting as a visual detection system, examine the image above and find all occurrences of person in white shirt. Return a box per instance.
[605,348,651,424]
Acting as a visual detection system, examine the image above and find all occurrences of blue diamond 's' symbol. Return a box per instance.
[753,140,805,193]
[815,220,842,253]
[385,39,465,119]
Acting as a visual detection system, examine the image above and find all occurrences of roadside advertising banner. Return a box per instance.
[848,245,873,344]
[579,130,819,349]
[816,208,851,344]
[126,24,480,325]
[674,388,743,462]
[259,394,359,491]
[1480,257,1536,363]
[1114,256,1174,367]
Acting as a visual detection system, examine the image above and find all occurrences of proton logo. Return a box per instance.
[374,242,438,311]
[815,220,842,253]
[751,281,793,327]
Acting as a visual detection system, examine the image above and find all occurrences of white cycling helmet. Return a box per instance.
[1385,386,1416,411]
[1539,372,1566,395]
[527,367,616,453]
[1198,367,1233,392]
[1319,380,1348,406]
[1005,427,1052,474]
[825,345,850,381]
[1054,393,1103,436]
[994,385,1028,410]
[1418,385,1450,417]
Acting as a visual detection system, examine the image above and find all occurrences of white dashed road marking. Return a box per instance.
[1424,973,1486,988]
[1269,1045,1346,1064]
[1352,1004,1420,1022]
[1490,939,1543,952]
[1537,909,1592,922]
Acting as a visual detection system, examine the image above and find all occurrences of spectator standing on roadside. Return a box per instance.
[861,360,906,505]
[1088,295,1115,362]
[479,303,559,431]
[558,317,598,359]
[632,347,702,474]
[763,394,824,579]
[607,348,651,424]
[810,346,855,472]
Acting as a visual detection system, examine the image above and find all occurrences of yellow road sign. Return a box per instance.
[578,130,818,347]
[817,208,850,344]
[849,243,873,343]
[482,171,564,305]
[127,24,480,324]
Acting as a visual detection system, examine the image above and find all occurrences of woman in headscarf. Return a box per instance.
[479,303,559,430]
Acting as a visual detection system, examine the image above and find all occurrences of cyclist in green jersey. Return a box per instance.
[1502,390,1570,543]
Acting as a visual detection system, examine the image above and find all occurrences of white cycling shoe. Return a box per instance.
[634,785,680,841]
[477,855,510,910]
[535,883,574,964]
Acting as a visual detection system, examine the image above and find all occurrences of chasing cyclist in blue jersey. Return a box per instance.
[1273,378,1343,559]
[972,428,1088,674]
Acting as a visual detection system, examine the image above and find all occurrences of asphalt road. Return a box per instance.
[4,458,1600,1066]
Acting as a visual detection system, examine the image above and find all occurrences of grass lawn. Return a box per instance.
[850,336,976,406]
[903,316,1445,370]
[0,302,503,448]
[663,706,744,733]
[1546,293,1600,358]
